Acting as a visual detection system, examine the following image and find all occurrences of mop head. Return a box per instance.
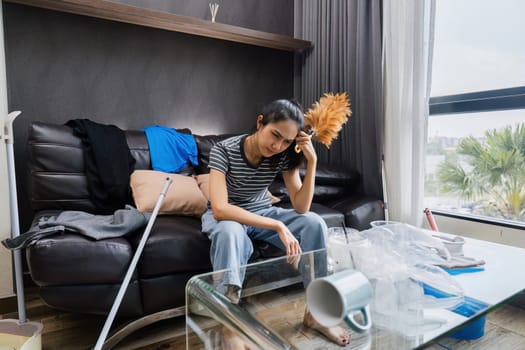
[304,92,352,148]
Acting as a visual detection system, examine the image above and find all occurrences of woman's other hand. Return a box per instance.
[275,221,302,260]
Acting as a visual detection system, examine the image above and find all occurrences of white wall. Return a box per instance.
[0,2,14,299]
[430,215,525,249]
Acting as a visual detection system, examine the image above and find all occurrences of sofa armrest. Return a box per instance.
[328,196,384,231]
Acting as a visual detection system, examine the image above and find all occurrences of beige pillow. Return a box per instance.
[131,170,207,216]
[195,174,210,201]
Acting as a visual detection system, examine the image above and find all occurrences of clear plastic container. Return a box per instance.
[327,227,368,271]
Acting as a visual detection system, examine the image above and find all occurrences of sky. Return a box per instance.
[429,0,525,138]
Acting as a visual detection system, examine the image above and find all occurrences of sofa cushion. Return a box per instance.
[124,128,194,173]
[269,180,347,204]
[276,202,345,228]
[125,130,152,170]
[28,122,97,212]
[26,233,136,286]
[135,216,212,277]
[40,282,143,317]
[194,134,238,174]
[268,164,357,204]
[140,273,202,314]
[300,165,360,187]
[130,170,207,216]
[329,196,385,231]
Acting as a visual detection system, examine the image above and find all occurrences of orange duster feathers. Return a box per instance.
[305,92,352,148]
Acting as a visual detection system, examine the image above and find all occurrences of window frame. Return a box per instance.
[430,86,525,115]
[428,86,525,230]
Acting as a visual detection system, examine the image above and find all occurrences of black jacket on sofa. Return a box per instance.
[24,121,383,317]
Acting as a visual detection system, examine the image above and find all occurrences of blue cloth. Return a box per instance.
[444,266,485,275]
[143,125,198,173]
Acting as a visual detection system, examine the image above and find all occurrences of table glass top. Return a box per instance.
[185,235,525,350]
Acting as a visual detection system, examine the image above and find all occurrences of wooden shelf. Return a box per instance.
[5,0,312,52]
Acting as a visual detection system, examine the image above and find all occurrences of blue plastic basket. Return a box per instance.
[423,284,489,340]
[449,296,488,340]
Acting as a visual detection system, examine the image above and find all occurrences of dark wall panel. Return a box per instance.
[3,3,294,230]
[115,0,294,35]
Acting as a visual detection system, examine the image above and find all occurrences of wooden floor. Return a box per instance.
[2,288,525,350]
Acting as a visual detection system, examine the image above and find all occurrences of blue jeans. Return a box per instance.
[201,206,328,289]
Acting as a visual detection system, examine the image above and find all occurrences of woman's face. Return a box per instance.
[256,117,300,158]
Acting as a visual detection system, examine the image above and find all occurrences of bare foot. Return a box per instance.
[225,285,240,304]
[221,326,248,350]
[303,309,350,346]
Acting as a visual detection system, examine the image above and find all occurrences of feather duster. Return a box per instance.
[297,92,352,152]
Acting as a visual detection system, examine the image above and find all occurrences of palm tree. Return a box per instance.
[437,123,525,221]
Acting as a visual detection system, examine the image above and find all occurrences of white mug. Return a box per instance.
[306,269,373,332]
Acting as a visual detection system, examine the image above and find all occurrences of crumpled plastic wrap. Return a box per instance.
[353,223,464,335]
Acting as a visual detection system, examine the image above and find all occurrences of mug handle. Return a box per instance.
[344,305,372,333]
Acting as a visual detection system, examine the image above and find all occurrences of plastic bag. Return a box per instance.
[352,222,464,335]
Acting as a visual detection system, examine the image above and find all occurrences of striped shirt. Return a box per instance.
[208,134,291,212]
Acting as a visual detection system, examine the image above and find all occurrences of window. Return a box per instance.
[426,0,525,226]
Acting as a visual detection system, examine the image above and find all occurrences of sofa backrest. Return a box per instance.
[27,122,234,212]
[27,121,361,212]
[27,122,153,212]
[193,133,238,174]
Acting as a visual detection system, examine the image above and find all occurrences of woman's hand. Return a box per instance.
[275,221,302,261]
[295,131,317,163]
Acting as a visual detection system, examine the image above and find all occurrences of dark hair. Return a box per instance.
[258,99,305,169]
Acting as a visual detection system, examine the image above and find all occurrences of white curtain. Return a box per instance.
[382,0,435,225]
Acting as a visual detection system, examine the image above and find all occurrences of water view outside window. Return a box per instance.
[425,110,525,223]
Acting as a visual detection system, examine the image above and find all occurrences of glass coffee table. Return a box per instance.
[185,238,525,350]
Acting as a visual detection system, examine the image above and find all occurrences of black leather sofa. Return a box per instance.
[24,121,384,318]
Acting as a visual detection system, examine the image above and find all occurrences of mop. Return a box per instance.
[4,111,25,321]
[94,176,173,350]
[1,110,43,350]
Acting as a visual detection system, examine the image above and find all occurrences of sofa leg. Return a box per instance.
[102,306,185,349]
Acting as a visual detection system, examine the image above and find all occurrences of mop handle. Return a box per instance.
[94,177,173,350]
[4,111,26,323]
[4,111,21,144]
[381,156,389,221]
[424,208,439,231]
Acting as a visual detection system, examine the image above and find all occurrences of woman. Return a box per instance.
[201,99,350,346]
